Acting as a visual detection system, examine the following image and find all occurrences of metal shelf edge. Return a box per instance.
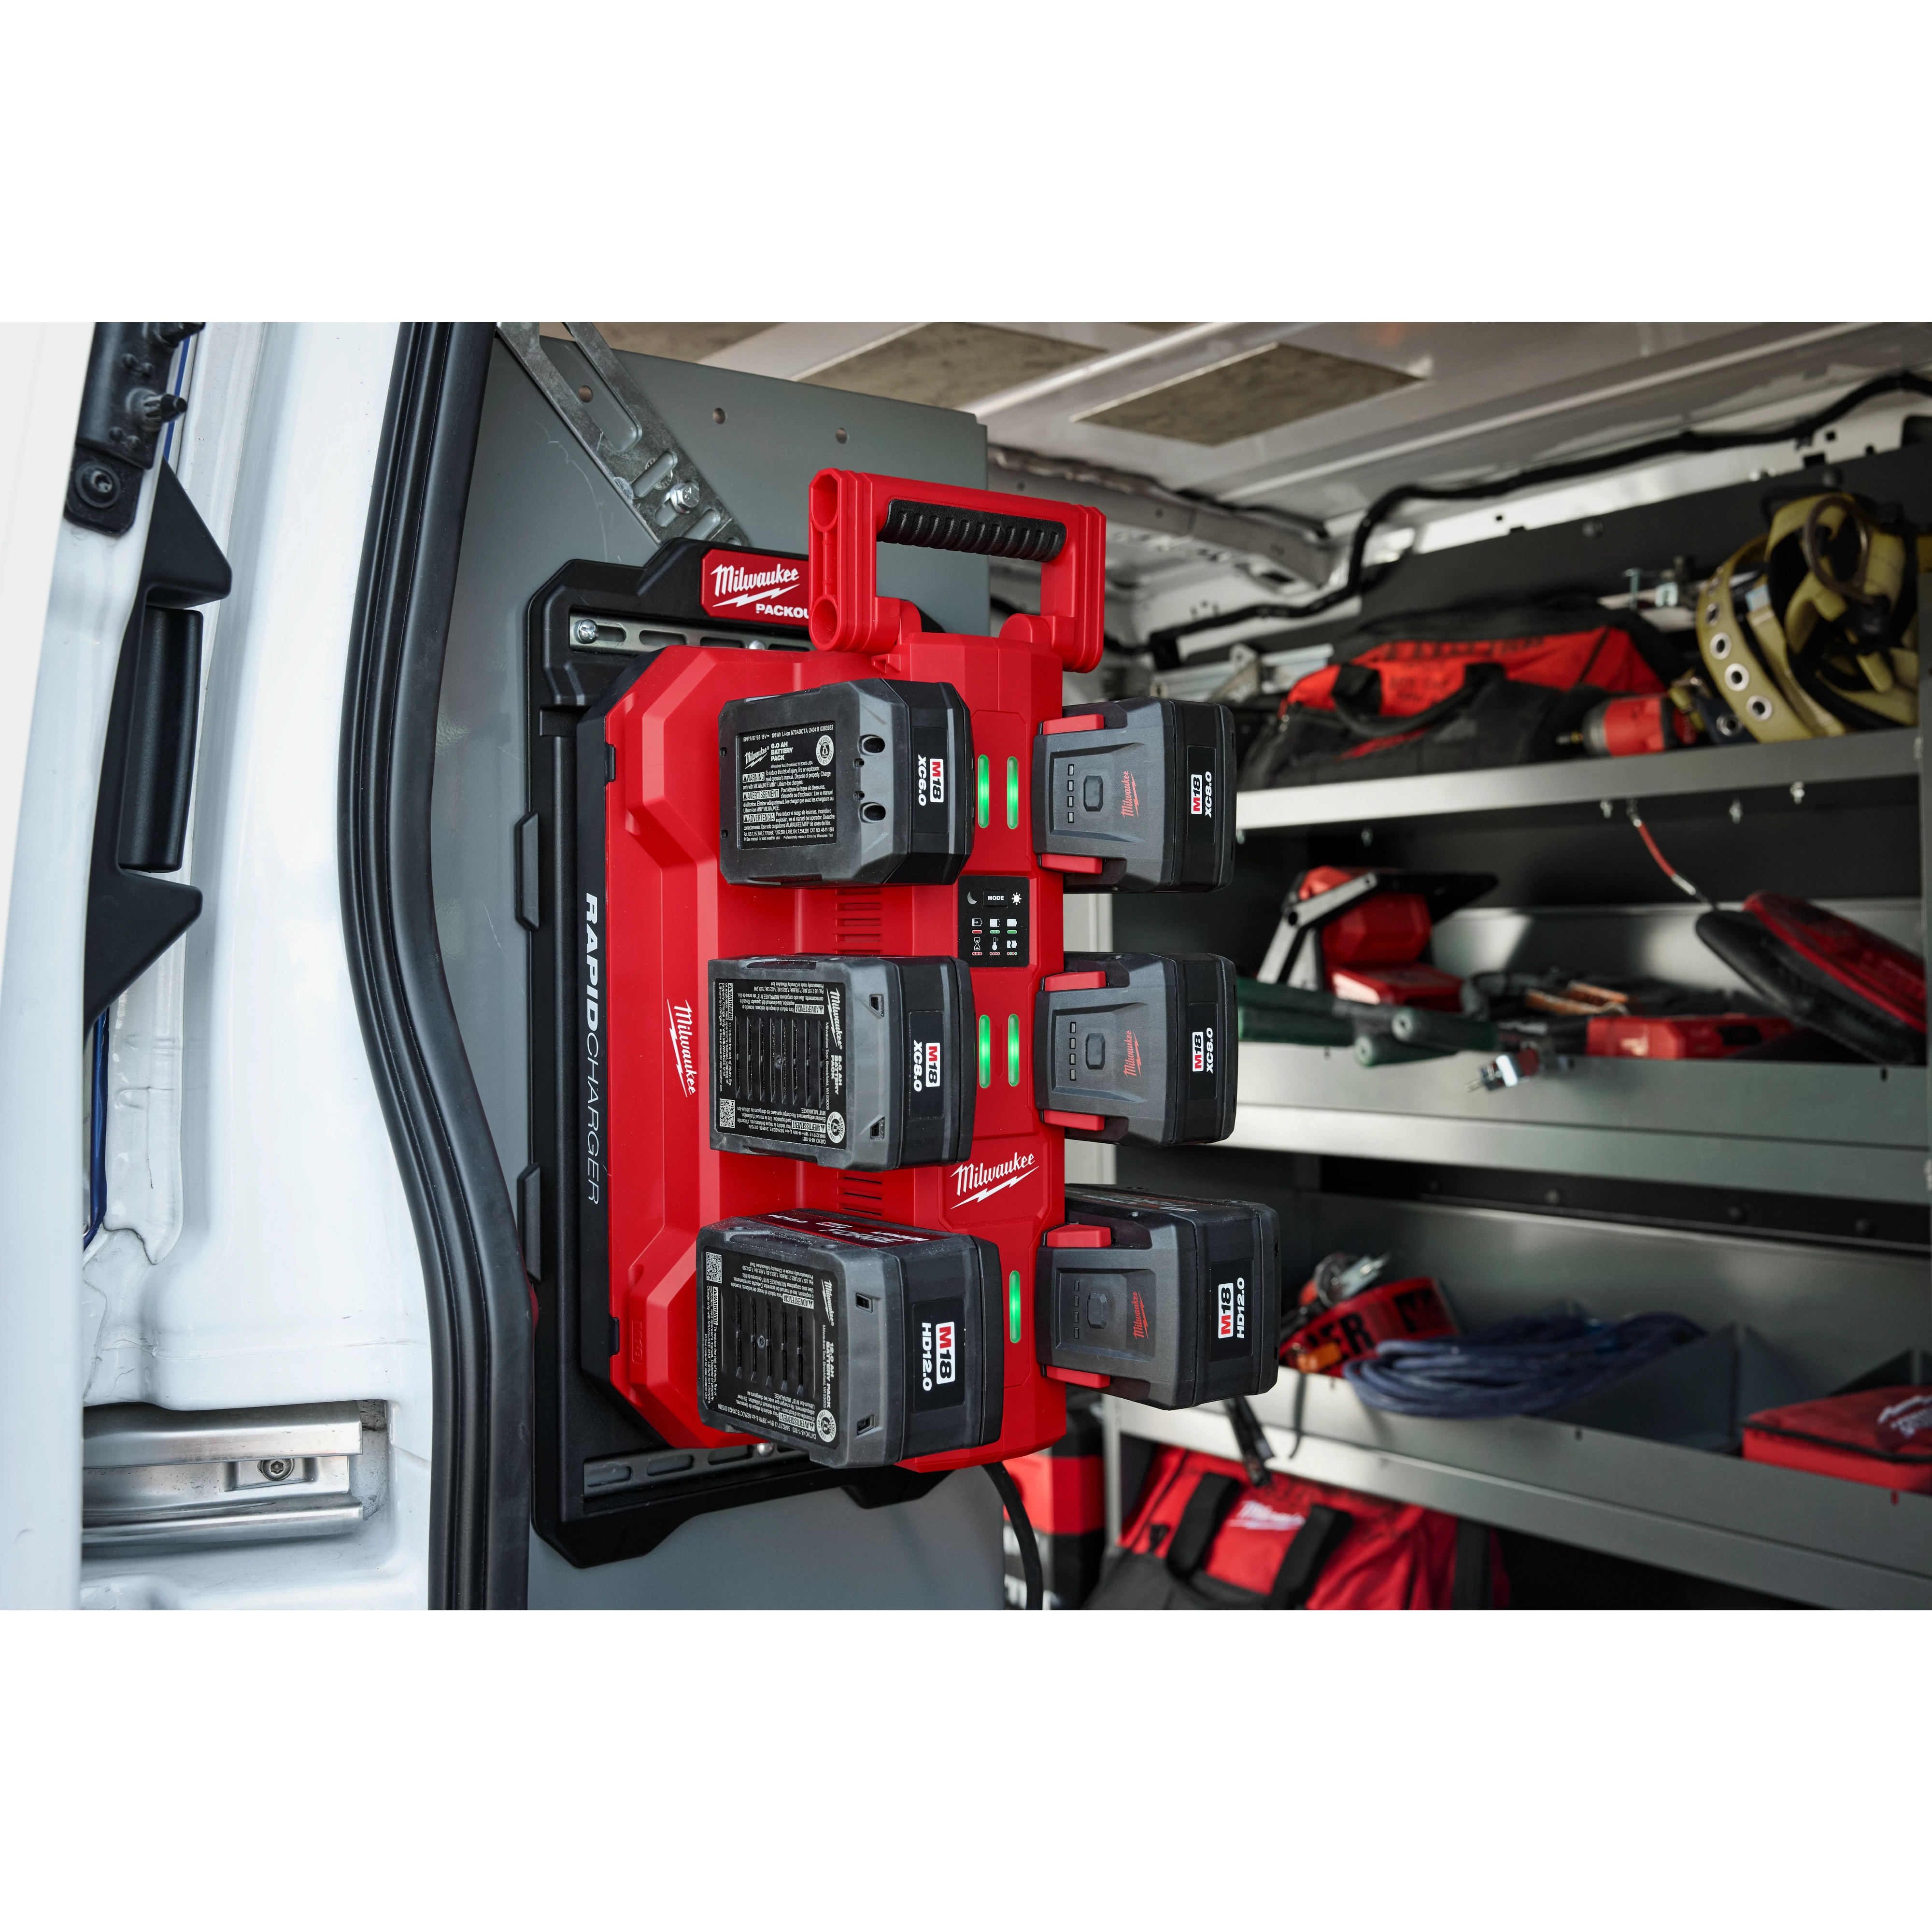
[1103,1399,1932,1609]
[1237,730,1921,831]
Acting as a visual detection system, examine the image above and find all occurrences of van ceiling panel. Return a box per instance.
[1076,340,1419,445]
[799,321,1102,409]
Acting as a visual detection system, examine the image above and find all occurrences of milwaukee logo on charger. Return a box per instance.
[949,1147,1038,1212]
[700,551,808,625]
[666,999,697,1098]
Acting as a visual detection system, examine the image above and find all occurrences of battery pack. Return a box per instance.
[719,679,974,886]
[1034,952,1237,1145]
[709,955,974,1169]
[696,1210,1003,1467]
[1032,696,1235,892]
[1037,1188,1280,1407]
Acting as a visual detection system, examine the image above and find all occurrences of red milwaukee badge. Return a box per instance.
[700,549,809,626]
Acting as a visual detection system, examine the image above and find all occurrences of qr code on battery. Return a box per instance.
[704,1252,722,1283]
[717,1099,736,1129]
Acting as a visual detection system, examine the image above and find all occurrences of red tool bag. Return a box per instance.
[1086,1447,1508,1609]
[1741,1386,1932,1493]
[1238,602,1673,790]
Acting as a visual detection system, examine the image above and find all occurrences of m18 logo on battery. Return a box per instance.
[1192,1026,1214,1073]
[1217,1282,1236,1340]
[912,1039,941,1093]
[935,1320,956,1386]
[1190,770,1211,816]
[918,754,945,807]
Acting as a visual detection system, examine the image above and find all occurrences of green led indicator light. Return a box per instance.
[975,755,990,828]
[1006,756,1020,829]
[1008,1270,1023,1345]
[977,1014,992,1088]
[1007,1014,1020,1086]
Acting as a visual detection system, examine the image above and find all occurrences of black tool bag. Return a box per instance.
[1238,601,1681,791]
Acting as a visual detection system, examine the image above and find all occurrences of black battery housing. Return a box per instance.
[1035,951,1237,1146]
[696,1210,1004,1468]
[1040,1188,1280,1408]
[709,954,974,1170]
[1032,697,1235,893]
[719,679,974,886]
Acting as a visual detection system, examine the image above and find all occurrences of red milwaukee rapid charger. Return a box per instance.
[526,475,1277,1561]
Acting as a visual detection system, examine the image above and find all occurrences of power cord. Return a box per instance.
[984,1462,1043,1610]
[1625,803,1712,905]
[1151,368,1932,645]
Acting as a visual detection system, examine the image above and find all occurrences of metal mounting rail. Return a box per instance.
[497,323,744,549]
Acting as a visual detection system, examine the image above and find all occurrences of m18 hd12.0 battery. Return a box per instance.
[1034,952,1237,1146]
[696,1210,1004,1468]
[718,679,975,886]
[709,955,975,1170]
[1033,696,1234,893]
[1039,1188,1281,1408]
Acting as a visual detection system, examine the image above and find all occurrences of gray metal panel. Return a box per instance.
[436,340,996,1607]
[1237,728,1920,831]
[526,1467,1002,1609]
[1229,1045,1927,1202]
[439,339,991,1200]
[538,336,991,637]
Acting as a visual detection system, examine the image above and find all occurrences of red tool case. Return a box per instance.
[1741,1387,1932,1493]
[526,477,1106,1563]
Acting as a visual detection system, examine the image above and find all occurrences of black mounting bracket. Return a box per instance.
[65,324,203,537]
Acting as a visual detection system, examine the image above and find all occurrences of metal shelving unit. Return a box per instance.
[1102,434,1932,1608]
[1101,1377,1932,1609]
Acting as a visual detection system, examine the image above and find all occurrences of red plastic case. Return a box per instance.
[588,473,1105,1473]
[1741,1386,1932,1493]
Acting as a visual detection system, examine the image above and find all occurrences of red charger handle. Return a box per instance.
[807,468,1106,670]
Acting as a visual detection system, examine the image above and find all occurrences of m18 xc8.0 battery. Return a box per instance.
[1033,696,1234,893]
[696,1210,1003,1467]
[1038,1188,1281,1408]
[709,955,975,1170]
[718,679,975,886]
[1035,951,1237,1146]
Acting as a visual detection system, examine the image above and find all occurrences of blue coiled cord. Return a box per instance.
[1342,1313,1704,1418]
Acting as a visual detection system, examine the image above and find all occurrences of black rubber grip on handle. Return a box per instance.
[880,497,1066,563]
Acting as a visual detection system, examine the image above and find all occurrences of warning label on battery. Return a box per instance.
[713,975,847,1148]
[736,719,838,848]
[702,1247,836,1443]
